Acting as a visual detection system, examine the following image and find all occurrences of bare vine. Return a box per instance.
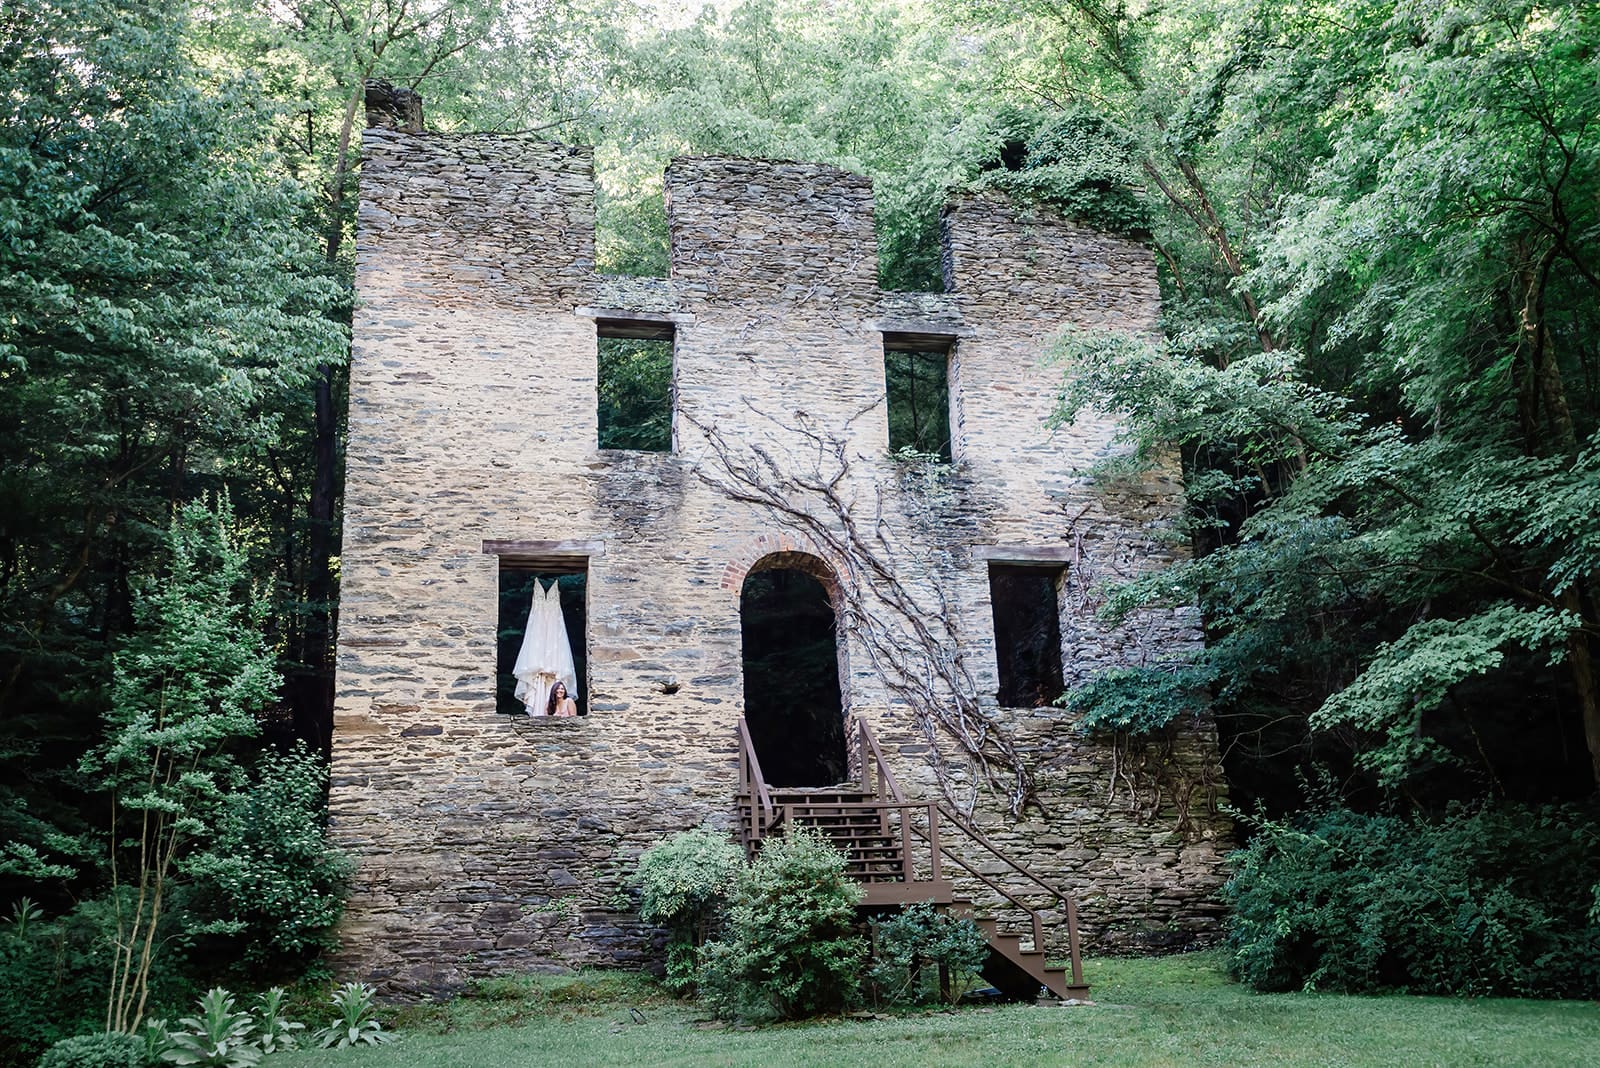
[1103,728,1225,837]
[681,404,1037,817]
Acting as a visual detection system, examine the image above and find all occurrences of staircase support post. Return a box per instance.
[1066,896,1086,994]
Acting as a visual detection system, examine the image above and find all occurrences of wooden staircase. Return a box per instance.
[736,718,1089,1001]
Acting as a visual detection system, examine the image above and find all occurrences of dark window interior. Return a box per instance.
[883,335,952,461]
[989,564,1065,708]
[497,568,588,716]
[597,319,673,452]
[740,568,848,787]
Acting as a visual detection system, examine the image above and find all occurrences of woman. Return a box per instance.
[546,680,578,718]
[513,578,577,716]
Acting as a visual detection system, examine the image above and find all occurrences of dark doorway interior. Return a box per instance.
[497,569,588,716]
[989,564,1065,708]
[740,568,848,786]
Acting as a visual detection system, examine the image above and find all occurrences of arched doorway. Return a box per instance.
[739,556,848,787]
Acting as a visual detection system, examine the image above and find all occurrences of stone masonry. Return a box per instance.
[332,113,1233,992]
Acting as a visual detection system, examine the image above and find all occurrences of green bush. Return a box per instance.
[869,902,989,1006]
[185,745,352,971]
[699,828,867,1021]
[633,827,744,994]
[1225,803,1600,997]
[0,898,132,1066]
[36,1031,145,1068]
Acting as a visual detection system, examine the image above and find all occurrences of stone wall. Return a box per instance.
[332,123,1231,993]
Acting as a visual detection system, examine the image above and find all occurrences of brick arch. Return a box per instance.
[719,533,843,599]
[725,537,854,720]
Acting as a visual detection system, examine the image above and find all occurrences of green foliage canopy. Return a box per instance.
[1042,0,1600,801]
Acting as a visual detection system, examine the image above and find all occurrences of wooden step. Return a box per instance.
[929,900,1083,1001]
[834,843,903,853]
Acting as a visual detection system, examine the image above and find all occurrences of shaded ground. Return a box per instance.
[275,953,1600,1067]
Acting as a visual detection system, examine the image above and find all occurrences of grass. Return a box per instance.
[275,953,1600,1068]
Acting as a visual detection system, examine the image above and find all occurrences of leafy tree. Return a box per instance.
[1050,1,1600,801]
[592,0,1010,288]
[84,498,278,1031]
[597,338,674,452]
[0,0,342,896]
[185,745,352,971]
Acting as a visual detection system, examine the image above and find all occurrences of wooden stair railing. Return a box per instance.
[734,716,1089,1000]
[734,718,780,854]
[910,805,1089,999]
[853,716,1087,999]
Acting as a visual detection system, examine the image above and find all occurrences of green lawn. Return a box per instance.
[277,953,1600,1068]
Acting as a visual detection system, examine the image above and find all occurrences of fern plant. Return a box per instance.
[315,982,391,1048]
[163,987,260,1067]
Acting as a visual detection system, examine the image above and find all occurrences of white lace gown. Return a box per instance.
[512,579,577,716]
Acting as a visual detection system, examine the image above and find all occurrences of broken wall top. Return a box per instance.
[357,126,1159,333]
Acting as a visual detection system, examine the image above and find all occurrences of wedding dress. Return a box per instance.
[512,579,577,716]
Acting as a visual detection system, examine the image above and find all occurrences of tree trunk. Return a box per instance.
[295,363,339,756]
[285,78,368,754]
[1569,631,1600,791]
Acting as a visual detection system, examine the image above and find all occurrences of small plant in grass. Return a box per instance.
[163,987,260,1067]
[142,1018,176,1064]
[253,987,303,1052]
[869,902,989,1006]
[6,896,43,936]
[315,981,391,1048]
[37,1031,145,1068]
[634,827,745,995]
[698,827,867,1022]
[468,975,531,1002]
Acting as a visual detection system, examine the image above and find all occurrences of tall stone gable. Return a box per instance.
[333,122,1232,991]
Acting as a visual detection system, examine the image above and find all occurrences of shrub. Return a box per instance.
[633,827,744,995]
[869,902,989,1006]
[0,898,128,1066]
[699,828,867,1021]
[36,1032,146,1068]
[185,745,352,971]
[1225,802,1600,997]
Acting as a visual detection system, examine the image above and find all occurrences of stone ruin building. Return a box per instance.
[331,85,1233,994]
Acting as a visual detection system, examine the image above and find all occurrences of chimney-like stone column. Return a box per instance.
[363,79,424,131]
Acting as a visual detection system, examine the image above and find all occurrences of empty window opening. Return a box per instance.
[883,335,953,461]
[989,564,1066,708]
[497,568,588,717]
[597,319,674,452]
[595,172,668,277]
[740,567,848,787]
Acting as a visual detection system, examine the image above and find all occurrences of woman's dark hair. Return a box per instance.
[546,681,568,716]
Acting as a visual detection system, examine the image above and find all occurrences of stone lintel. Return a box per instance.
[575,307,694,338]
[876,292,967,345]
[971,544,1073,565]
[342,636,408,648]
[483,539,605,569]
[880,327,968,351]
